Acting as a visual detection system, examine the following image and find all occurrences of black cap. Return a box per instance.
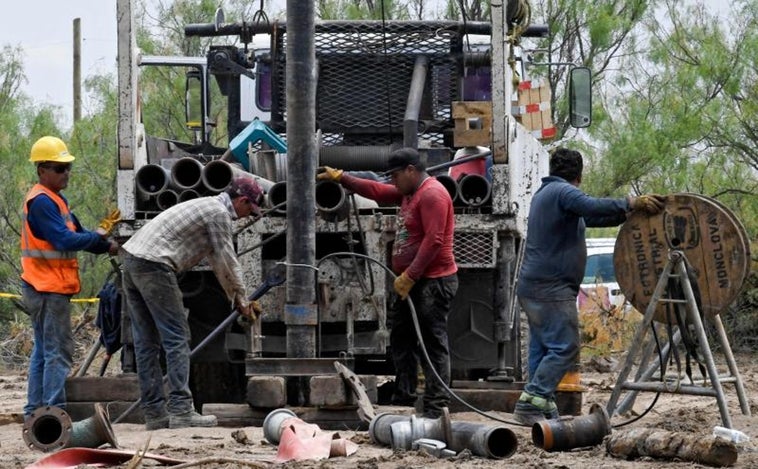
[385,148,425,174]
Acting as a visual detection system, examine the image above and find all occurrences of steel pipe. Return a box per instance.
[156,190,179,210]
[435,175,459,204]
[267,181,287,214]
[22,404,118,453]
[202,159,276,193]
[457,173,491,207]
[135,164,170,196]
[369,412,517,459]
[319,145,396,171]
[178,189,201,203]
[171,157,204,190]
[532,403,611,452]
[315,180,349,222]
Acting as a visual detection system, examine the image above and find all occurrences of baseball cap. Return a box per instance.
[384,148,425,174]
[229,176,264,217]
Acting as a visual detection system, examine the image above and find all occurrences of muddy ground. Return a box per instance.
[1,353,756,468]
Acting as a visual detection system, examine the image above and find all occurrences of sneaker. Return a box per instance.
[145,415,169,431]
[169,411,217,429]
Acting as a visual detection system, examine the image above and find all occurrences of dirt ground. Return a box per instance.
[1,353,756,469]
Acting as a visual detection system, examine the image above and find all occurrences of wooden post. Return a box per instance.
[73,18,81,123]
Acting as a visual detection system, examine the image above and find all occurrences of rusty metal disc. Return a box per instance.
[613,193,750,321]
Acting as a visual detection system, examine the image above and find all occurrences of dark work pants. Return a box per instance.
[390,274,458,417]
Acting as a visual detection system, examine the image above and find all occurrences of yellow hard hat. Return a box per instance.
[29,136,76,163]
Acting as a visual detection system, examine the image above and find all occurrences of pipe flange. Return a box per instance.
[440,407,453,444]
[22,406,73,452]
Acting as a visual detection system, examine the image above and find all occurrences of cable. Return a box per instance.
[317,252,527,427]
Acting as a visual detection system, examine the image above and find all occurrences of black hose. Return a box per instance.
[317,252,525,427]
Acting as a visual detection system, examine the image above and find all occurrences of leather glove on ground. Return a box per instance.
[97,208,122,236]
[316,166,344,182]
[629,194,665,214]
[393,272,415,300]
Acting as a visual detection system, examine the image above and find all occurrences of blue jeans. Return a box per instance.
[121,253,193,419]
[520,297,580,399]
[391,274,458,417]
[23,286,73,417]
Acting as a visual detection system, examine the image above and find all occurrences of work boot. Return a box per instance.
[169,411,217,429]
[513,392,558,426]
[145,415,169,431]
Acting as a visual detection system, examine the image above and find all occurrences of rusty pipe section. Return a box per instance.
[369,412,517,459]
[532,403,611,452]
[22,404,118,453]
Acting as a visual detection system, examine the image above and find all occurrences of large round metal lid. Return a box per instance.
[613,193,750,322]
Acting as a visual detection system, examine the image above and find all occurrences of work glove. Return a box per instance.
[238,299,262,321]
[316,166,344,182]
[393,271,415,300]
[629,194,665,215]
[97,208,122,236]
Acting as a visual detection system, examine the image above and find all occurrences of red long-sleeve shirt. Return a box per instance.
[341,174,457,280]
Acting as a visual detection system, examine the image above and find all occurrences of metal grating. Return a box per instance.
[454,231,497,268]
[270,22,463,150]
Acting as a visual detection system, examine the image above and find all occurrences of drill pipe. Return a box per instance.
[457,173,491,207]
[170,157,204,190]
[135,164,170,196]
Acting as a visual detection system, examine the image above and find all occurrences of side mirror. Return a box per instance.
[185,69,203,131]
[568,66,592,128]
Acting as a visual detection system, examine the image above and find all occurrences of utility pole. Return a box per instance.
[73,18,81,123]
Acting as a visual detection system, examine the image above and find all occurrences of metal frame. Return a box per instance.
[606,250,751,428]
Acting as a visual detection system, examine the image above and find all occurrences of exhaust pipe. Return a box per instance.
[156,190,179,210]
[171,157,204,190]
[369,412,517,459]
[458,173,491,207]
[22,403,118,453]
[435,175,459,204]
[136,164,170,196]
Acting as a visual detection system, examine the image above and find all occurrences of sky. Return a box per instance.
[1,0,725,130]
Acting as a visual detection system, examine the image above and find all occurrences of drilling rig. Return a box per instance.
[64,0,593,426]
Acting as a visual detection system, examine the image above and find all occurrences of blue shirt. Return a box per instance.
[517,176,629,300]
[26,193,111,254]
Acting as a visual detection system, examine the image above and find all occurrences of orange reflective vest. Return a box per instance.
[20,184,80,294]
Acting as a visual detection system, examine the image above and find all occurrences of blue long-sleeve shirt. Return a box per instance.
[517,176,629,300]
[26,193,111,254]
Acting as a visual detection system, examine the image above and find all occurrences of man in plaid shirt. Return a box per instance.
[121,176,263,430]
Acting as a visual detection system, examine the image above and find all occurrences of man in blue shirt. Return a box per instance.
[21,136,118,420]
[514,147,664,425]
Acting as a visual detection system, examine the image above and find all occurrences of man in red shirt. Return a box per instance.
[318,148,457,418]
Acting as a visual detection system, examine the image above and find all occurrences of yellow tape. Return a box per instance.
[0,292,99,303]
